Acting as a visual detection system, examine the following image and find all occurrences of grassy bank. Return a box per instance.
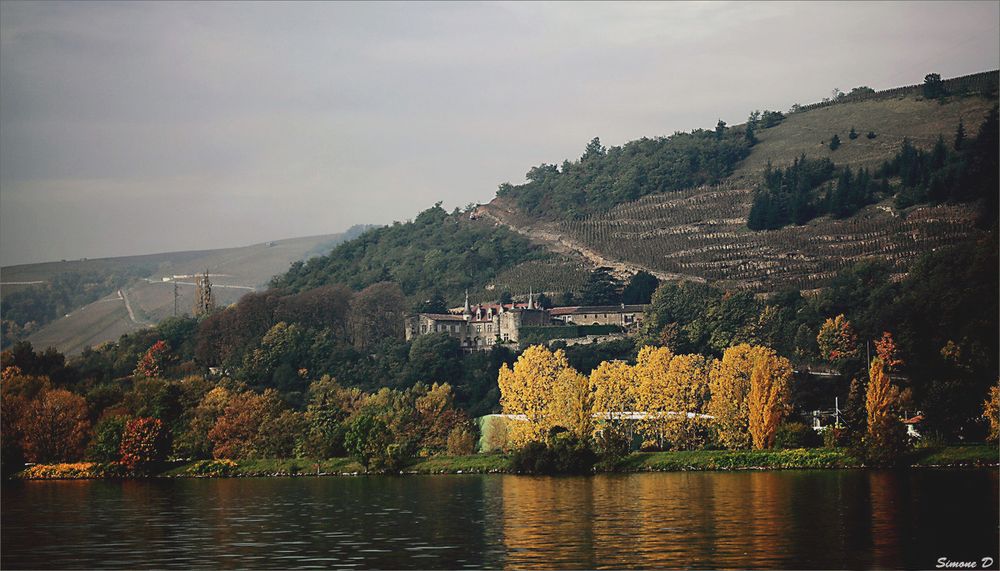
[13,445,996,480]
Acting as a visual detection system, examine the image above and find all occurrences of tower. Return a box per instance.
[194,270,216,317]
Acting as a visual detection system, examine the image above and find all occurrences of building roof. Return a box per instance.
[418,313,468,322]
[548,304,648,316]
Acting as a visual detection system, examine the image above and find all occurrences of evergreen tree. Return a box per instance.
[580,267,622,306]
[848,127,858,140]
[829,134,841,151]
[954,120,965,151]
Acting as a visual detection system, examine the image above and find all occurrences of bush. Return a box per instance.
[511,435,596,474]
[593,430,630,466]
[774,422,823,449]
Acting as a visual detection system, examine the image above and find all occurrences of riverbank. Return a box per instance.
[12,445,997,480]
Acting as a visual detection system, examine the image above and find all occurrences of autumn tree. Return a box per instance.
[708,344,771,449]
[551,368,593,441]
[20,388,91,463]
[632,346,673,448]
[119,417,169,470]
[173,386,232,459]
[984,381,1000,443]
[589,359,637,447]
[874,331,903,371]
[412,382,468,455]
[1,366,49,472]
[661,353,712,450]
[747,349,793,449]
[817,314,859,364]
[208,389,285,459]
[498,345,573,447]
[865,357,907,463]
[134,340,170,379]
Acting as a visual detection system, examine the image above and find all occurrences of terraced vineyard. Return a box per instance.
[553,185,983,291]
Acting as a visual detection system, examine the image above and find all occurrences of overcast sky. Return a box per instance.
[1,1,997,266]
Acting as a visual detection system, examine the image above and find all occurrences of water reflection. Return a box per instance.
[3,470,997,570]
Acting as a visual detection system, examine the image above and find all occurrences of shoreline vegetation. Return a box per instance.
[12,445,997,480]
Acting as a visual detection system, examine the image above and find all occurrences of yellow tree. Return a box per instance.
[498,345,572,447]
[708,344,772,450]
[633,346,674,448]
[590,360,638,444]
[983,380,1000,443]
[552,368,593,441]
[660,353,713,450]
[747,348,793,449]
[864,356,908,462]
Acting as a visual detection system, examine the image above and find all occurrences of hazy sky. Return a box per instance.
[1,1,997,266]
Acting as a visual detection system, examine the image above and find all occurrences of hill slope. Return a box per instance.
[479,71,997,292]
[4,227,370,354]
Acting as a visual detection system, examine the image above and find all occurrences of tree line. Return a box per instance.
[747,107,998,231]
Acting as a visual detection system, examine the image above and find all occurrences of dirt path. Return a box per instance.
[476,201,705,283]
[119,288,146,325]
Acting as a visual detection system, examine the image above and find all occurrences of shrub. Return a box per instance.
[829,134,841,151]
[511,435,596,474]
[446,426,477,456]
[774,422,823,449]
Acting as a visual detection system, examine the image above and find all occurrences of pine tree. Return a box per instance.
[954,120,965,151]
[848,127,858,140]
[829,134,841,151]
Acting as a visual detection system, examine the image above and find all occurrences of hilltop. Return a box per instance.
[1,226,372,355]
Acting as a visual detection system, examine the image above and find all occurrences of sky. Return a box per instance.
[1,1,997,266]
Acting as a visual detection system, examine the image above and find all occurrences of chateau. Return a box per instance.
[404,292,648,352]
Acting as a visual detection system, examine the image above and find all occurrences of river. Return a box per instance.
[2,469,997,569]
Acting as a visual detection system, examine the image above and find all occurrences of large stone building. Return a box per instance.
[405,292,648,352]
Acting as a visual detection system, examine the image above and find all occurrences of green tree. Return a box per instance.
[923,73,945,99]
[345,410,396,472]
[622,271,660,305]
[87,415,129,463]
[580,267,622,306]
[829,134,841,151]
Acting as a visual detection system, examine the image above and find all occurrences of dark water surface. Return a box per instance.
[3,470,997,569]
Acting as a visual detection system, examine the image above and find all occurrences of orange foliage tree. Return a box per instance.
[874,331,904,371]
[20,388,91,463]
[119,417,169,469]
[134,340,170,380]
[207,389,285,459]
[984,381,1000,443]
[865,357,907,462]
[747,349,793,449]
[817,314,859,364]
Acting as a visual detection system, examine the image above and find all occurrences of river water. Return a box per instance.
[2,469,997,570]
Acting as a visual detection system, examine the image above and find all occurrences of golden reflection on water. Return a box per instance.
[500,472,845,570]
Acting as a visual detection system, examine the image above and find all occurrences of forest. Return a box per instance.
[494,114,773,219]
[1,229,996,475]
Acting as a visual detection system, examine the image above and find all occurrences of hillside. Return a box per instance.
[3,227,370,354]
[479,71,998,292]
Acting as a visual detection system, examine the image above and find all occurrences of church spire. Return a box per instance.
[463,290,471,314]
[527,287,535,310]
